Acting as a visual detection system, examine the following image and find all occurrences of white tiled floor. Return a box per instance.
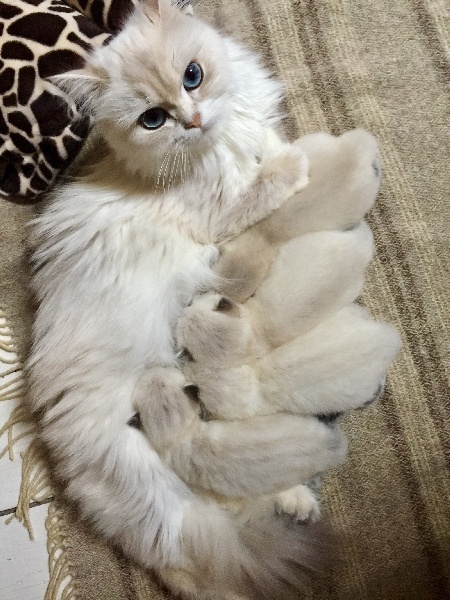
[0,504,50,600]
[1,316,50,600]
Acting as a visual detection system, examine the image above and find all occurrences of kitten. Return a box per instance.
[177,223,400,420]
[167,226,399,534]
[178,299,399,420]
[27,1,343,598]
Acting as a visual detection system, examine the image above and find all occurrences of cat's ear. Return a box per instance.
[144,0,195,14]
[141,0,193,19]
[177,0,194,15]
[142,0,161,18]
[50,67,106,114]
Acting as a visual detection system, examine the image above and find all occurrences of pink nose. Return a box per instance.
[186,112,202,129]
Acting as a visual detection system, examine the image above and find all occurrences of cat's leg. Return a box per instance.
[257,304,401,416]
[176,292,265,368]
[136,366,347,499]
[271,128,381,239]
[252,222,374,346]
[133,364,296,524]
[216,129,381,302]
[215,228,281,303]
[216,137,309,241]
[169,413,347,499]
[183,362,264,420]
[132,366,200,450]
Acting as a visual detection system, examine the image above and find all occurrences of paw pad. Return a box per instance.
[183,384,200,401]
[183,384,213,421]
[316,412,343,425]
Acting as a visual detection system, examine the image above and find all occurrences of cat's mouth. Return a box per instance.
[175,110,222,150]
[180,120,215,147]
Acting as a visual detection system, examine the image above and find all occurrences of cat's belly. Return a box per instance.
[122,247,218,366]
[33,244,217,376]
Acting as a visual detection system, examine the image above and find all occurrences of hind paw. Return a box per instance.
[275,485,321,523]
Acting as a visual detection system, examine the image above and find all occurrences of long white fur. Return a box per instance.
[26,1,338,598]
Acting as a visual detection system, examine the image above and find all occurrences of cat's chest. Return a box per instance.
[116,231,216,363]
[119,217,216,282]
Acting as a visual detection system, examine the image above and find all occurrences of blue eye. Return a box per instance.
[183,62,203,91]
[138,107,167,130]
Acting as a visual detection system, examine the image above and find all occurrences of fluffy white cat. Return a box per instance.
[27,1,346,598]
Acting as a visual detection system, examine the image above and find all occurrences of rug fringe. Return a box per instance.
[0,312,25,403]
[0,404,34,461]
[5,439,54,540]
[0,310,31,461]
[1,309,52,539]
[1,309,75,597]
[45,501,77,600]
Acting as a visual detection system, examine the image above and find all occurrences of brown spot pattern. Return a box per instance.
[38,48,84,78]
[7,13,68,46]
[1,41,34,60]
[17,65,35,105]
[0,0,119,200]
[0,67,15,94]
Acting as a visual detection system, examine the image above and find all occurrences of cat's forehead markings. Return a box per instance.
[126,62,183,107]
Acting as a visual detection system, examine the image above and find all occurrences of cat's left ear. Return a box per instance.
[142,0,161,16]
[50,66,106,115]
[143,0,193,17]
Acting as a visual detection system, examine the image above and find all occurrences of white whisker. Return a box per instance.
[157,150,171,190]
[168,149,180,191]
[162,151,173,193]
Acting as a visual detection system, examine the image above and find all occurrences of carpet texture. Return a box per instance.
[0,0,449,598]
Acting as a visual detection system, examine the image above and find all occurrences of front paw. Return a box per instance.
[275,485,321,523]
[264,144,309,197]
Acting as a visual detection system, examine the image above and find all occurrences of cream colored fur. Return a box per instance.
[179,222,375,363]
[217,129,381,302]
[134,366,346,497]
[178,302,400,420]
[174,131,401,528]
[26,1,348,599]
[176,131,398,419]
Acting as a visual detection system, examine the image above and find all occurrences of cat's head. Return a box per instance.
[54,0,236,179]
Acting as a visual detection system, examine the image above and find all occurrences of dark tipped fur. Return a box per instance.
[172,503,335,600]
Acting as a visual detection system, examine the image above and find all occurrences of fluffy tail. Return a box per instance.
[33,378,334,600]
[127,367,343,599]
[159,497,332,600]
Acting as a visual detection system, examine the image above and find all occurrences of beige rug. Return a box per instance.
[1,0,449,598]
